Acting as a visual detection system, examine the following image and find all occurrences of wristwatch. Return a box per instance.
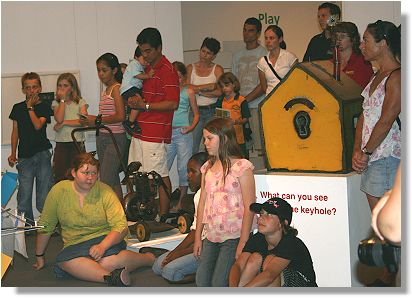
[60,99,65,103]
[361,147,372,156]
[28,106,34,111]
[145,103,150,111]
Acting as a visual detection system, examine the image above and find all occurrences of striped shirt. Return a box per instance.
[135,55,179,143]
[99,83,124,134]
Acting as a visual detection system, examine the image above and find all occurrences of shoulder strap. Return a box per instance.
[107,83,121,96]
[384,67,401,131]
[264,56,283,81]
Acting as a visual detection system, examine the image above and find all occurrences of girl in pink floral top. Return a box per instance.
[194,117,256,286]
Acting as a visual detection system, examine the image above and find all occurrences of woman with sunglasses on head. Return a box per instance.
[33,153,156,286]
[352,20,401,287]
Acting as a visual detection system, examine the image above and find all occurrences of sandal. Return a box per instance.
[103,267,129,287]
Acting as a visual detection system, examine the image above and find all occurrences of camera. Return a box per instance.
[358,237,401,273]
[38,92,55,104]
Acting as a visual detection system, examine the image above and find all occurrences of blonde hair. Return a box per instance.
[56,73,82,104]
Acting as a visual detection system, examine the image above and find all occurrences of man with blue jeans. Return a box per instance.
[8,72,53,226]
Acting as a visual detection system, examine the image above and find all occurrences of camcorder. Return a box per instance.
[358,237,401,273]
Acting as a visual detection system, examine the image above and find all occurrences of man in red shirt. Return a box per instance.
[128,27,179,219]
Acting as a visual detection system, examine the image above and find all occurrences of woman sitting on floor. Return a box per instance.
[32,152,155,286]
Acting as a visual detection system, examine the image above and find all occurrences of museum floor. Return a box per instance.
[1,233,196,288]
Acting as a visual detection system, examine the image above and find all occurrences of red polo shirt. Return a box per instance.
[136,55,179,143]
[339,52,374,88]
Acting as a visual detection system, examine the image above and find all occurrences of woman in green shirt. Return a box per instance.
[33,152,155,286]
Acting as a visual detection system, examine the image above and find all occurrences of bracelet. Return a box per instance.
[60,99,65,103]
[35,253,45,257]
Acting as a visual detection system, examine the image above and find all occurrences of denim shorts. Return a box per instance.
[54,235,126,278]
[360,156,400,198]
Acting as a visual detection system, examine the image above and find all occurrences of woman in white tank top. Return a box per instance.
[186,37,224,153]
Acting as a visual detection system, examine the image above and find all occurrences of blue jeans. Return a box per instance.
[191,105,216,154]
[166,128,193,186]
[16,149,53,224]
[152,251,199,282]
[96,132,127,201]
[195,237,239,287]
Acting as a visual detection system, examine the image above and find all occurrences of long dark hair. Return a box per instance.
[204,117,243,181]
[265,25,287,50]
[367,20,401,62]
[96,52,123,83]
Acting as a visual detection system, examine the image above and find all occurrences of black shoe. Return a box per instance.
[139,247,169,258]
[122,121,134,136]
[366,279,391,287]
[103,267,128,287]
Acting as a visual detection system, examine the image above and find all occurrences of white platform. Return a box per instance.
[127,227,187,252]
[254,171,371,287]
[126,171,370,287]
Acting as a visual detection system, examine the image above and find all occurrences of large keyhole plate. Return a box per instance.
[293,111,311,139]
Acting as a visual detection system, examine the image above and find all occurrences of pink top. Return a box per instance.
[99,83,124,134]
[361,75,401,163]
[200,159,254,243]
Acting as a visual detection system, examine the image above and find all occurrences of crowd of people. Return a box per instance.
[7,2,401,288]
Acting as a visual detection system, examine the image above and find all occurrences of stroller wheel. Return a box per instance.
[177,213,193,234]
[136,221,151,242]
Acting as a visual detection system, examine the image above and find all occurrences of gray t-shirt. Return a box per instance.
[231,45,267,108]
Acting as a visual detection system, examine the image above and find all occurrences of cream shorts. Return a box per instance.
[128,138,169,177]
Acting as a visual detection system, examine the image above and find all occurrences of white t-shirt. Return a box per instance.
[190,189,206,239]
[257,49,298,96]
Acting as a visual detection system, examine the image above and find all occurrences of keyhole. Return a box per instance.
[293,111,311,139]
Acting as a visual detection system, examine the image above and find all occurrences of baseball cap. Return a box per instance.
[250,197,293,225]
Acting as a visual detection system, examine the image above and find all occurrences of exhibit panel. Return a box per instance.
[254,172,371,287]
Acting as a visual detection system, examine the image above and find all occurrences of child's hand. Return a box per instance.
[32,256,45,271]
[56,88,68,101]
[26,94,39,108]
[80,115,96,127]
[128,94,144,110]
[193,238,202,259]
[8,154,17,168]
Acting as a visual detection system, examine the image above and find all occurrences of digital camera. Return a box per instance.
[358,237,400,273]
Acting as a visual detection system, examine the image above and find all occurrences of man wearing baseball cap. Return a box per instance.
[229,197,317,287]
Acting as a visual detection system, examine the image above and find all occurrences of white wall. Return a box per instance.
[342,1,401,35]
[1,1,183,195]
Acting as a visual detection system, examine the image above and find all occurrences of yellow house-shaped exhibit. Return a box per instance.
[259,61,364,173]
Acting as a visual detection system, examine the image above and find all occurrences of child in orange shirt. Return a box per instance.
[216,72,251,158]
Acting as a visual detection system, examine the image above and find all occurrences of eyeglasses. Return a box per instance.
[335,33,349,41]
[80,171,98,176]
